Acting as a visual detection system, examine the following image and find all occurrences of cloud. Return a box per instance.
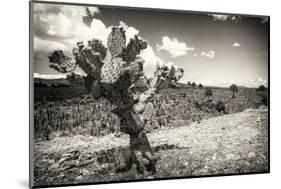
[34,36,73,58]
[34,4,101,40]
[232,42,241,47]
[258,77,268,85]
[140,45,163,67]
[156,36,194,57]
[34,4,175,78]
[200,50,215,58]
[209,14,241,22]
[33,4,143,52]
[245,77,268,87]
[34,3,112,57]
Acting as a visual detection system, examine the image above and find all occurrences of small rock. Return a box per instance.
[46,177,54,183]
[75,175,83,182]
[256,117,261,122]
[49,163,59,170]
[226,153,235,160]
[80,169,90,176]
[259,105,268,111]
[48,159,55,164]
[212,153,217,160]
[61,153,71,157]
[58,172,65,179]
[57,157,67,165]
[245,108,253,112]
[248,152,256,158]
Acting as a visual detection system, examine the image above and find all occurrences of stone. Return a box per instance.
[75,175,83,182]
[256,117,261,122]
[80,169,90,176]
[248,151,256,158]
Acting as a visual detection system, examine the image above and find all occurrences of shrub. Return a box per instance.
[229,84,238,98]
[205,88,213,99]
[260,94,268,106]
[191,82,196,88]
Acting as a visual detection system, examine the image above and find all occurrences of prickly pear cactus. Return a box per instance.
[107,27,126,58]
[48,26,184,174]
[48,50,77,73]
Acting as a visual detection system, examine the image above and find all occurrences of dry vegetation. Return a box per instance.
[33,83,269,187]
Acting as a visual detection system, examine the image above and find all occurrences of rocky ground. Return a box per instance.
[33,106,269,187]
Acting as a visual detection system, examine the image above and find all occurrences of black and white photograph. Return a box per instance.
[30,1,269,188]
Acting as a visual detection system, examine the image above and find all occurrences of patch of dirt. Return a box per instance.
[33,107,268,186]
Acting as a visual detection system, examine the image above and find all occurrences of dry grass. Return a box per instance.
[33,107,268,187]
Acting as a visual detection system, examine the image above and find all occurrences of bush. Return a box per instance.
[260,94,268,106]
[205,88,213,99]
[215,101,226,114]
[257,85,266,92]
[191,82,196,88]
[229,84,238,98]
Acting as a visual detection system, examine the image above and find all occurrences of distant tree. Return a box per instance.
[205,88,213,99]
[198,83,203,89]
[187,81,191,86]
[85,7,91,16]
[191,82,196,88]
[257,85,266,92]
[229,84,238,98]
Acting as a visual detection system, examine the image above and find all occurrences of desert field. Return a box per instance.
[32,82,269,186]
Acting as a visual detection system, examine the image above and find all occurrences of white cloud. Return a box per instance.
[34,36,72,54]
[34,4,142,53]
[232,42,241,47]
[247,77,268,87]
[200,50,215,58]
[34,4,101,39]
[258,77,268,85]
[156,36,194,57]
[140,45,163,67]
[34,4,182,79]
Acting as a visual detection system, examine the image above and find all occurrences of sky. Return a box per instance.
[32,2,269,88]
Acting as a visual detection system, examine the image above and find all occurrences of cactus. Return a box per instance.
[48,26,184,174]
